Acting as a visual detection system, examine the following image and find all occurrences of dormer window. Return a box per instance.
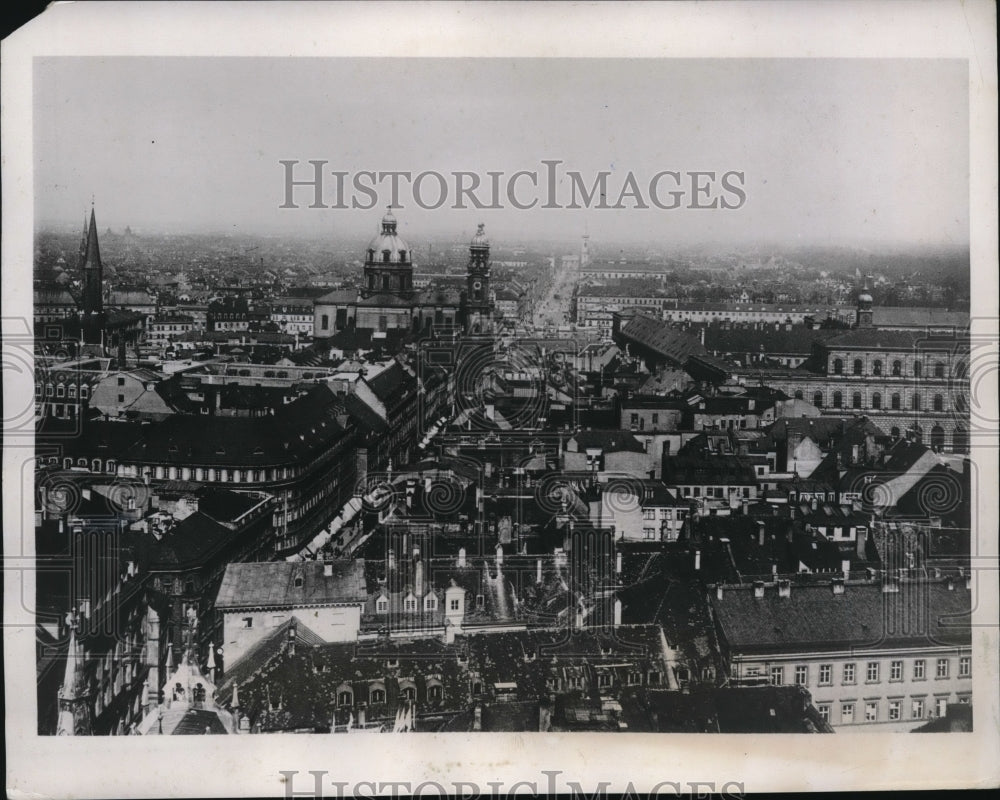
[424,594,437,611]
[376,596,388,614]
[382,250,391,263]
[398,250,407,261]
[294,576,304,588]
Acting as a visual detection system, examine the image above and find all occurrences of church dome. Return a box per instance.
[365,208,411,265]
[470,223,489,248]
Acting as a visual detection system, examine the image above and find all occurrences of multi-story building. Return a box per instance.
[148,314,194,349]
[711,576,973,731]
[269,297,315,335]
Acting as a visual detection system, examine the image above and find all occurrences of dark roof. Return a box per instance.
[571,430,646,453]
[615,314,707,365]
[170,708,230,735]
[712,579,972,653]
[136,512,235,571]
[703,323,842,355]
[215,560,367,609]
[824,328,967,352]
[662,453,758,486]
[196,487,264,522]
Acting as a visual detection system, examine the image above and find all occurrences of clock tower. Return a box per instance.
[465,223,493,334]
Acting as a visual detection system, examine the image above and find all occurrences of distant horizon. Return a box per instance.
[34,57,969,251]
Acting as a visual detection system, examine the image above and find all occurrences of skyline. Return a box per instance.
[34,57,969,248]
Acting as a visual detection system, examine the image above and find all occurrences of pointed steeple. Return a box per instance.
[82,207,103,274]
[56,610,91,735]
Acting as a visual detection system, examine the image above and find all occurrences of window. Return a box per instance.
[890,660,903,681]
[643,528,657,540]
[449,598,460,611]
[819,664,833,686]
[936,658,950,678]
[913,361,922,377]
[933,394,944,412]
[652,413,659,425]
[936,697,948,717]
[888,699,901,721]
[321,314,329,331]
[401,686,416,701]
[911,394,921,411]
[865,701,878,722]
[118,394,125,403]
[959,656,971,677]
[912,698,925,719]
[242,617,253,629]
[338,690,353,707]
[891,393,901,410]
[376,598,388,613]
[370,688,386,704]
[117,377,125,387]
[852,392,862,409]
[769,666,784,685]
[841,702,855,724]
[598,673,612,688]
[817,704,831,723]
[832,391,842,409]
[404,596,416,613]
[913,660,926,680]
[648,671,661,685]
[428,684,442,701]
[833,358,843,375]
[843,663,856,685]
[873,360,882,376]
[934,362,945,378]
[813,392,823,408]
[80,386,89,399]
[643,509,656,520]
[892,360,902,377]
[866,662,880,683]
[794,665,808,686]
[853,359,863,375]
[56,384,65,398]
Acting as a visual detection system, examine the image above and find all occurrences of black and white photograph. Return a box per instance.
[3,2,998,796]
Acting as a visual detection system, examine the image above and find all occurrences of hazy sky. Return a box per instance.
[34,57,968,248]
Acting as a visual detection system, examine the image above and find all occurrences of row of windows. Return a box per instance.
[806,389,956,412]
[818,694,969,725]
[768,656,970,687]
[373,595,462,614]
[39,384,90,399]
[830,358,962,379]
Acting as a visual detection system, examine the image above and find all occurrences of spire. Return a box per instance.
[56,609,90,735]
[83,207,102,273]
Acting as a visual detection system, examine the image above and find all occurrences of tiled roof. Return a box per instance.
[712,579,972,652]
[872,307,969,328]
[215,560,367,609]
[570,430,646,453]
[616,314,706,365]
[825,328,967,352]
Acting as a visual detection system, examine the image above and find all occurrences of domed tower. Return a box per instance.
[855,275,874,328]
[362,208,414,298]
[465,223,493,334]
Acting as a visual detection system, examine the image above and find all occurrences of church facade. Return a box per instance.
[313,211,494,339]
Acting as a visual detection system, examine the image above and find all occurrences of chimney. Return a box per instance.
[715,585,723,601]
[757,521,766,547]
[473,705,483,731]
[458,547,467,568]
[613,598,622,627]
[323,561,334,578]
[855,526,867,559]
[832,578,845,595]
[841,559,850,579]
[694,550,701,571]
[946,577,954,591]
[616,551,623,574]
[753,581,765,599]
[415,560,424,597]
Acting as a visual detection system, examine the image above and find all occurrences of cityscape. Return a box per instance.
[33,203,974,736]
[20,53,977,744]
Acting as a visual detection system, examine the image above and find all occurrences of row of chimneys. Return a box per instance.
[715,570,972,601]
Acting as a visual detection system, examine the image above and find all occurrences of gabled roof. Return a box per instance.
[215,560,367,609]
[570,430,646,453]
[712,579,971,652]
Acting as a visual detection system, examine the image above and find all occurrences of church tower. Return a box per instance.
[465,223,493,334]
[362,208,414,298]
[81,207,105,346]
[56,610,92,736]
[855,275,874,328]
